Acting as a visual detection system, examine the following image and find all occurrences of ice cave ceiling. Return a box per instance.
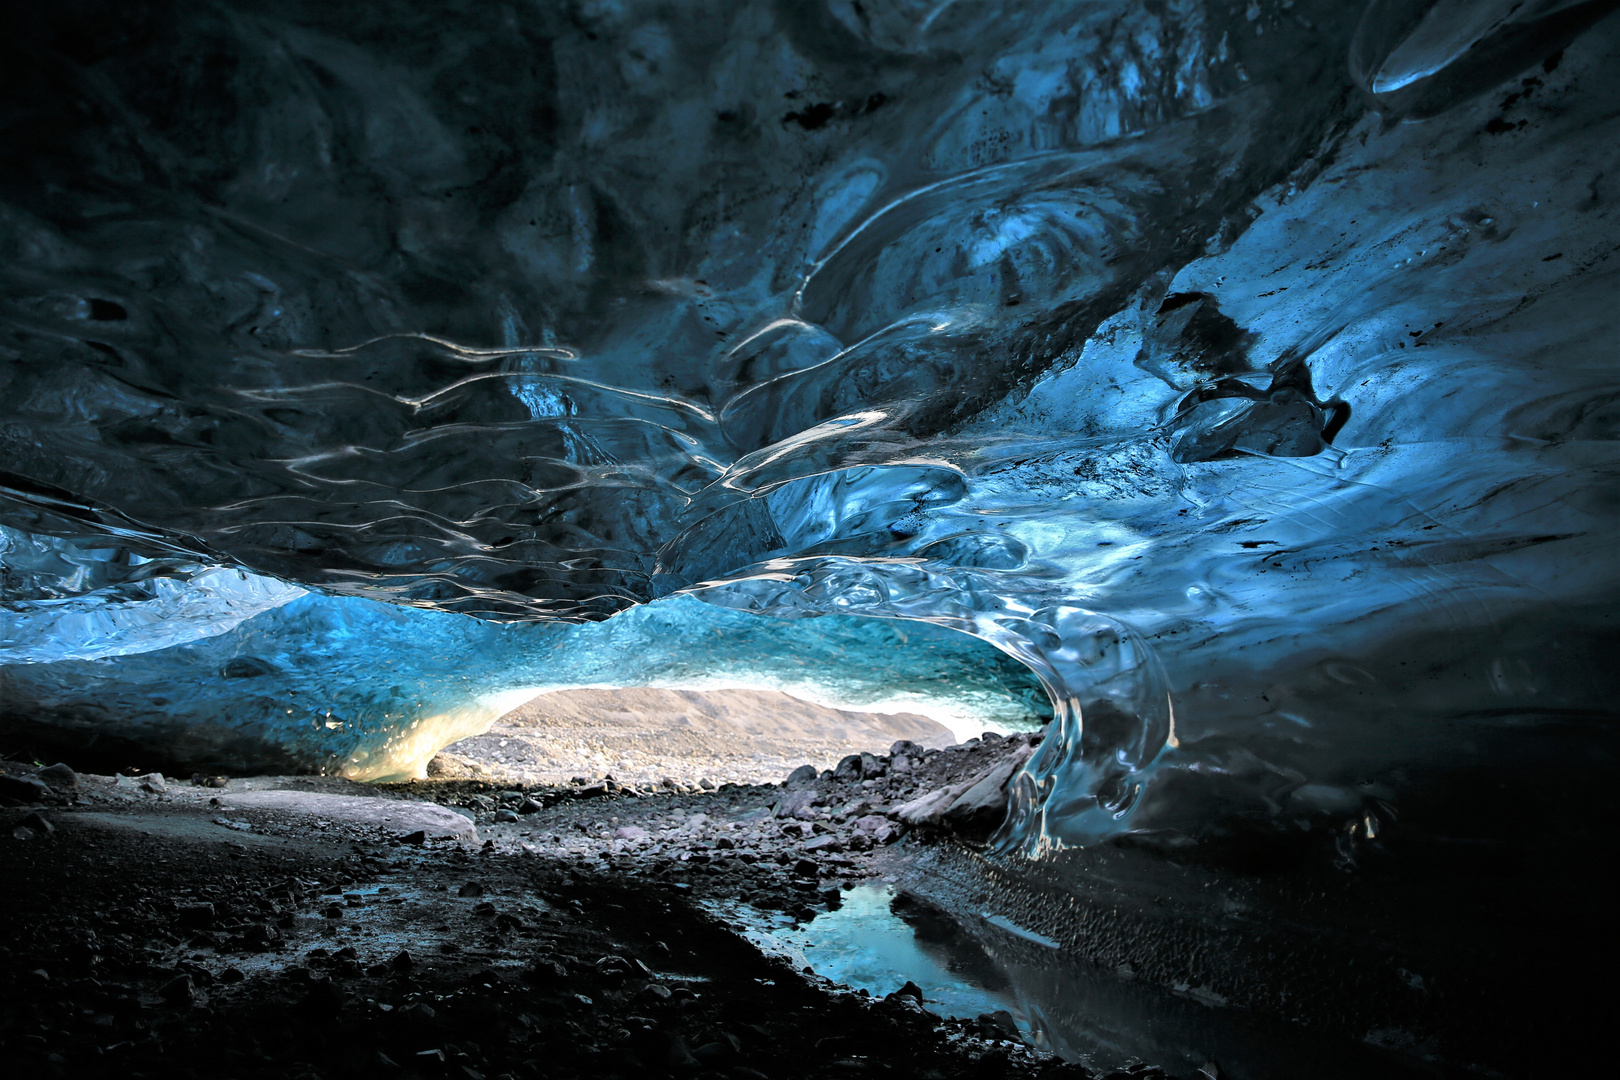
[2,1,1618,849]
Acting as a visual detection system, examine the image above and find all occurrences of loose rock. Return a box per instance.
[774,790,817,820]
[36,763,78,791]
[14,811,54,838]
[783,764,819,788]
[159,974,196,1005]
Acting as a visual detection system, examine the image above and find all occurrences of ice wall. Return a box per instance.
[1,527,306,664]
[3,1,1618,850]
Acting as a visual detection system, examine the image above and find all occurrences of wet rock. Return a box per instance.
[792,857,819,877]
[401,829,428,845]
[517,797,545,814]
[494,809,518,823]
[457,881,485,898]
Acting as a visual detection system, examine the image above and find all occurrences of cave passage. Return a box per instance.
[4,2,1619,1078]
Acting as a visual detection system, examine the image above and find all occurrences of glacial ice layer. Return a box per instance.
[3,1,1619,851]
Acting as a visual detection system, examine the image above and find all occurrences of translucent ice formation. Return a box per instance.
[2,1,1618,851]
[1,528,305,664]
[0,587,1049,780]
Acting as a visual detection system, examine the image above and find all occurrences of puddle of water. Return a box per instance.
[707,886,1027,1032]
[711,886,1441,1080]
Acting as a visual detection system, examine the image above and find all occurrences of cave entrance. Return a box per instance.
[415,597,1054,791]
[430,684,1001,792]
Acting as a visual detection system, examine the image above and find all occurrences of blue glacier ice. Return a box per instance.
[0,582,1050,780]
[2,0,1618,857]
[0,526,306,664]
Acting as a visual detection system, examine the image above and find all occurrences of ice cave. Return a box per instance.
[2,2,1617,1077]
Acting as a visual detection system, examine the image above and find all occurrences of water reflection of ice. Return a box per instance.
[714,884,1441,1079]
[708,886,1028,1033]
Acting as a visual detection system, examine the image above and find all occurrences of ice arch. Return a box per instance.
[1,0,1618,856]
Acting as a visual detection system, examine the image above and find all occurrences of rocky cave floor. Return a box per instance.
[0,733,1177,1080]
[425,687,959,792]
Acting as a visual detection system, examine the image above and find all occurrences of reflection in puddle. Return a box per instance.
[707,887,1029,1033]
[713,886,1437,1080]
